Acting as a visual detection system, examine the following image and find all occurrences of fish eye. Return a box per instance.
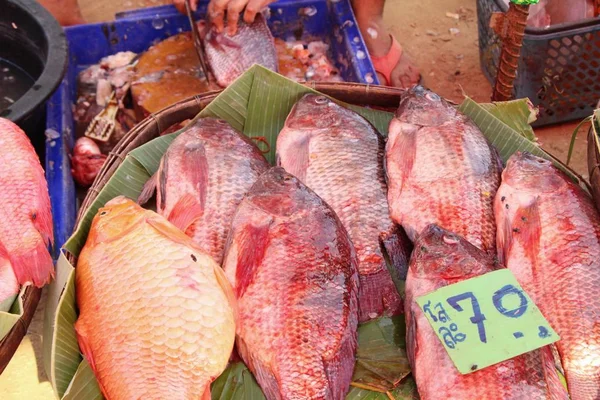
[99,210,109,216]
[442,235,459,244]
[314,96,328,104]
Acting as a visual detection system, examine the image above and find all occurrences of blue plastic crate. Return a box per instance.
[45,0,379,254]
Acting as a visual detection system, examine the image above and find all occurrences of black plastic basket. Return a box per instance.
[477,0,600,127]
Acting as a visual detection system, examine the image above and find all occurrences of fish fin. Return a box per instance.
[167,194,204,233]
[211,260,239,326]
[386,120,417,193]
[276,133,310,182]
[233,217,272,298]
[322,329,357,400]
[405,303,419,369]
[147,214,200,250]
[380,225,413,282]
[247,343,282,400]
[182,140,209,203]
[0,244,18,303]
[9,240,54,287]
[74,319,111,399]
[201,383,211,400]
[540,346,570,400]
[512,198,541,266]
[137,172,157,205]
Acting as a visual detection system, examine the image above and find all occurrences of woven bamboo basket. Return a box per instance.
[0,287,41,373]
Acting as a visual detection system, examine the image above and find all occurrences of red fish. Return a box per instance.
[277,94,411,322]
[0,118,53,289]
[203,14,278,87]
[386,86,502,254]
[139,118,269,264]
[405,224,569,400]
[223,167,359,399]
[495,152,600,400]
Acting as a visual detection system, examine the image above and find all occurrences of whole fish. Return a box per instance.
[222,167,359,399]
[405,224,569,400]
[0,118,53,294]
[75,196,236,400]
[139,117,269,264]
[495,152,600,400]
[203,13,278,87]
[385,86,502,253]
[277,93,411,322]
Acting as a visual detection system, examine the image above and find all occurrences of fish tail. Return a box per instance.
[539,346,570,400]
[357,269,404,322]
[564,368,600,400]
[323,328,357,400]
[10,239,54,287]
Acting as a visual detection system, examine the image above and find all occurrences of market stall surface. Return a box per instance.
[0,0,590,398]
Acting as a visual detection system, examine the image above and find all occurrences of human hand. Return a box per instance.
[173,0,198,15]
[208,0,277,35]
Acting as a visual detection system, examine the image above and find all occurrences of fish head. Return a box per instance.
[247,167,310,216]
[284,94,343,130]
[395,86,454,126]
[503,152,566,193]
[410,224,493,281]
[87,196,146,244]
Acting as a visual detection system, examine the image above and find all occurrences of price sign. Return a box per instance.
[416,269,559,374]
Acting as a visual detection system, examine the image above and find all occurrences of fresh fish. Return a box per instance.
[203,13,278,87]
[222,167,359,400]
[405,224,569,400]
[495,152,600,400]
[70,137,107,187]
[75,196,236,400]
[277,93,411,322]
[386,86,502,253]
[139,117,269,264]
[0,118,53,293]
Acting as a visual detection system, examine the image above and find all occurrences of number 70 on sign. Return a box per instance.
[416,269,559,374]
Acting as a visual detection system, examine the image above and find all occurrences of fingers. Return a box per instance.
[243,0,265,24]
[173,0,187,15]
[174,0,198,14]
[226,0,247,35]
[208,0,229,33]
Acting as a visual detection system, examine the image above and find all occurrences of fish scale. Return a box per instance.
[405,225,569,400]
[203,13,278,87]
[0,118,53,297]
[75,197,235,400]
[142,117,269,264]
[385,86,501,254]
[496,152,600,400]
[277,94,411,322]
[223,167,359,400]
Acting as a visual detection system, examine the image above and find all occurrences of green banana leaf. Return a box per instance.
[48,65,578,400]
[476,98,538,142]
[0,288,25,342]
[459,97,590,192]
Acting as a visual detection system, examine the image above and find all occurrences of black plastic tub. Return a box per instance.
[0,0,67,156]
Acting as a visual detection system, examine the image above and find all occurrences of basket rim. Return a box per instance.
[491,0,600,37]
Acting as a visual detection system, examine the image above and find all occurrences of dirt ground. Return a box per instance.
[0,0,593,398]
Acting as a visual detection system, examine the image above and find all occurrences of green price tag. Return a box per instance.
[510,0,540,5]
[416,269,559,374]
